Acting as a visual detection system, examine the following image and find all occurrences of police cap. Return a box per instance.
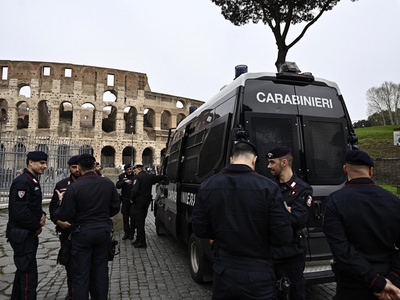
[345,150,374,167]
[234,139,259,157]
[67,155,80,166]
[267,146,293,159]
[27,151,48,162]
[124,163,132,170]
[134,164,143,170]
[78,154,96,163]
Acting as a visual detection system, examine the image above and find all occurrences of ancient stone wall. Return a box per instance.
[0,60,204,168]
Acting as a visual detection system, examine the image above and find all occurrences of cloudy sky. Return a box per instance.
[1,0,399,122]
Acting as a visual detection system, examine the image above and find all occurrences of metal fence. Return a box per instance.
[0,132,92,203]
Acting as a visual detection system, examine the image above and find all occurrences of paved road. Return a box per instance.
[0,205,336,299]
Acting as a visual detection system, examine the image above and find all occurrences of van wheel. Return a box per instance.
[188,233,206,283]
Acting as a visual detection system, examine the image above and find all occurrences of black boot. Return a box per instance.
[122,231,130,240]
[129,231,134,240]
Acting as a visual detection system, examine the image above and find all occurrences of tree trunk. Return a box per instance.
[275,45,289,71]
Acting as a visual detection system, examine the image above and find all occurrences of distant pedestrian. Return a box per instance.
[130,164,164,248]
[49,154,81,300]
[116,164,136,240]
[58,154,120,300]
[323,150,400,300]
[94,161,103,176]
[6,151,48,299]
[267,146,312,300]
[192,140,292,299]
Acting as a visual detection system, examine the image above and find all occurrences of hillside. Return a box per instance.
[354,125,400,158]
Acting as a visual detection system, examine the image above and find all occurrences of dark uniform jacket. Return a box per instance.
[8,168,45,231]
[272,173,313,260]
[116,172,135,200]
[192,164,292,261]
[59,171,120,226]
[130,170,163,204]
[323,177,400,293]
[49,175,76,232]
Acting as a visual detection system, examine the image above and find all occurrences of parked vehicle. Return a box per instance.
[154,62,358,284]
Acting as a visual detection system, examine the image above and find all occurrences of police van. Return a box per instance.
[154,62,358,284]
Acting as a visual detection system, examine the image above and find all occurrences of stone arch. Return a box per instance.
[142,147,154,167]
[122,146,136,165]
[103,90,117,103]
[19,85,31,98]
[124,106,137,134]
[57,144,71,169]
[176,113,186,127]
[79,145,93,155]
[0,99,9,124]
[38,100,51,129]
[101,145,115,167]
[102,105,117,133]
[16,101,29,129]
[161,110,172,130]
[80,103,95,128]
[143,108,155,128]
[13,142,26,170]
[176,100,186,109]
[60,101,73,123]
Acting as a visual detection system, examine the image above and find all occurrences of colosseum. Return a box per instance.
[0,60,204,171]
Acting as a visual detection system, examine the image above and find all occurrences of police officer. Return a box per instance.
[267,146,312,300]
[192,140,292,299]
[58,154,120,300]
[49,154,81,300]
[6,151,48,300]
[130,164,164,248]
[323,150,400,299]
[116,163,135,240]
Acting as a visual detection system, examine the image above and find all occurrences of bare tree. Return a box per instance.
[211,0,357,70]
[367,82,400,125]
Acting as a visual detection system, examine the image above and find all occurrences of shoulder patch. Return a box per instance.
[306,195,313,207]
[18,191,26,198]
[133,179,137,185]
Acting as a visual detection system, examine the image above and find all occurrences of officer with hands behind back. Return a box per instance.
[58,154,120,300]
[323,150,400,300]
[192,140,292,300]
[6,151,48,300]
[267,146,312,300]
[49,154,81,300]
[116,163,136,240]
[130,164,164,248]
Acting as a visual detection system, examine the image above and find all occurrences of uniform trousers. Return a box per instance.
[70,224,111,300]
[8,226,39,300]
[274,253,306,300]
[212,254,276,300]
[121,197,134,234]
[59,232,73,296]
[133,199,151,244]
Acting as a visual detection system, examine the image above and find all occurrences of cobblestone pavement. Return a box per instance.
[0,204,336,299]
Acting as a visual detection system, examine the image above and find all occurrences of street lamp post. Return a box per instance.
[130,122,134,165]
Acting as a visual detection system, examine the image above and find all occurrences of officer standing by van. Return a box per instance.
[130,164,164,248]
[6,151,48,300]
[324,150,400,299]
[116,164,136,240]
[193,140,292,299]
[49,154,81,300]
[58,154,120,300]
[267,146,312,300]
